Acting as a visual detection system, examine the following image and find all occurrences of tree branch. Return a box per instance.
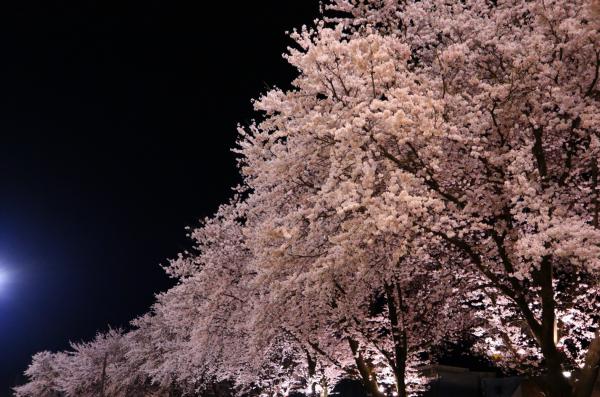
[585,49,600,98]
[530,123,548,190]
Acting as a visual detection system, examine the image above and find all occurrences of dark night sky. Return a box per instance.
[0,1,320,394]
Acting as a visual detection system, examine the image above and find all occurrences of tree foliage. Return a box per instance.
[15,0,600,396]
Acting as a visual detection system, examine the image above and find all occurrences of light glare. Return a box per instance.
[0,268,9,287]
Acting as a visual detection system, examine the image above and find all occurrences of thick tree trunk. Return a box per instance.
[348,338,384,397]
[394,369,407,397]
[537,256,572,397]
[540,354,572,397]
[384,283,408,397]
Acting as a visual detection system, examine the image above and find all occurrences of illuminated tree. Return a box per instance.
[13,330,156,397]
[237,22,475,397]
[238,0,600,395]
[15,1,600,397]
[158,201,332,396]
[13,351,66,397]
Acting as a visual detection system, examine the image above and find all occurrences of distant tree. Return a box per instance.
[13,351,66,397]
[14,329,152,397]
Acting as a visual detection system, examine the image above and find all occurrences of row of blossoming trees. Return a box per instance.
[15,0,600,396]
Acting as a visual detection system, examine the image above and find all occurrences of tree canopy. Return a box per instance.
[15,1,600,396]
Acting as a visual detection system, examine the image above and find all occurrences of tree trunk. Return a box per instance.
[384,283,408,397]
[347,338,384,397]
[591,157,598,229]
[537,256,572,397]
[99,352,108,397]
[540,354,572,397]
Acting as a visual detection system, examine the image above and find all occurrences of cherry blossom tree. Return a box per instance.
[159,201,328,396]
[13,351,67,397]
[14,329,156,397]
[238,0,600,395]
[237,21,474,397]
[15,1,600,397]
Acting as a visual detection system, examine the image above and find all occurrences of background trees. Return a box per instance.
[13,351,66,397]
[16,0,600,396]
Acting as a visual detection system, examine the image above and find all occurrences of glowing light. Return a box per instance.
[562,371,571,378]
[0,268,9,289]
[0,266,16,297]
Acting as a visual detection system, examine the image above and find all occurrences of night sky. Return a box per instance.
[0,1,320,394]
